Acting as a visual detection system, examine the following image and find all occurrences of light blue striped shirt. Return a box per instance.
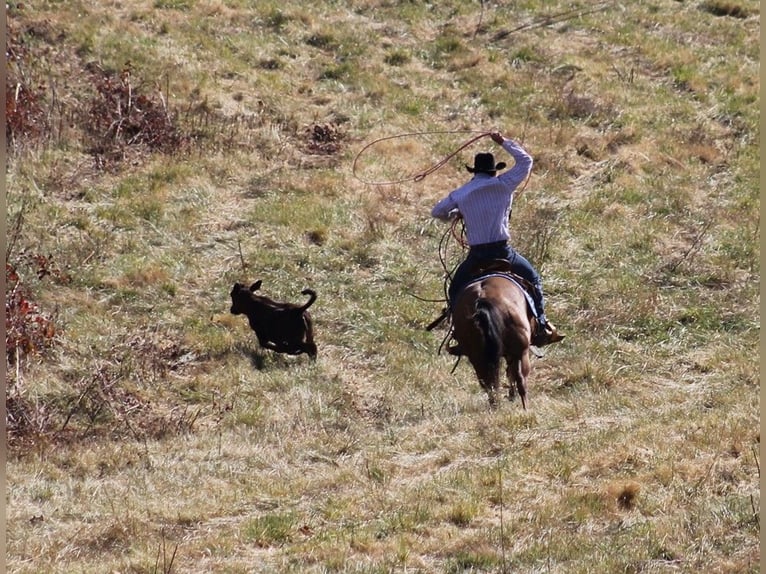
[431,139,533,246]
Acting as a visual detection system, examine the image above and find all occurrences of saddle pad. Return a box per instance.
[463,273,538,318]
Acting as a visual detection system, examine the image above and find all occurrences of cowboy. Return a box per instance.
[430,131,563,348]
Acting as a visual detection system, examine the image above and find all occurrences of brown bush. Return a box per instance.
[85,65,188,167]
[5,260,58,369]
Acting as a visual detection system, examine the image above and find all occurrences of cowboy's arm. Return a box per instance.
[494,133,533,194]
[431,194,459,221]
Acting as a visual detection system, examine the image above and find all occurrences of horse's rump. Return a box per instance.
[451,275,533,408]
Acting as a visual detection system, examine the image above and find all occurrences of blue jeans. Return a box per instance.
[448,242,546,319]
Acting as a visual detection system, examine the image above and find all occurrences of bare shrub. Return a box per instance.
[6,23,49,151]
[700,1,749,18]
[6,258,60,444]
[5,82,48,150]
[303,121,345,155]
[8,335,202,448]
[84,65,188,169]
[5,260,59,369]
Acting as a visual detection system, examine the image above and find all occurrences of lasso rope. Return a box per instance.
[352,130,492,185]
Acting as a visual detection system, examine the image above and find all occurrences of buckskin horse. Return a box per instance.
[450,261,536,409]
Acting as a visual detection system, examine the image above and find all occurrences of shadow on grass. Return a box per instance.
[232,342,313,371]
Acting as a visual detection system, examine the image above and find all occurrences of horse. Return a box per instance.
[450,269,535,409]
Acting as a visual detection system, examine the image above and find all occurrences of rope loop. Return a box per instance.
[352,130,492,185]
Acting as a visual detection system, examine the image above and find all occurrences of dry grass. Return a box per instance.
[6,0,760,573]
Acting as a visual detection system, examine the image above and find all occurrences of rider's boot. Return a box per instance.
[532,315,565,347]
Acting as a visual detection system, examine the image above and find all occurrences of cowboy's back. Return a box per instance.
[431,138,532,246]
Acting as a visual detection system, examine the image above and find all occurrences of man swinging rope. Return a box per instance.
[430,131,564,350]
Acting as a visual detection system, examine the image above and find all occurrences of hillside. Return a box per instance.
[6,1,760,572]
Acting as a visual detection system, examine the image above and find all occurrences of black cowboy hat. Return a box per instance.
[466,152,507,174]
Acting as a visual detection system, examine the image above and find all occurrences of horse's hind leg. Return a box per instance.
[471,360,501,407]
[481,375,501,407]
[506,352,530,409]
[506,361,517,403]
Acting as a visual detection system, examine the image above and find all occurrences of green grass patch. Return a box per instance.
[5,1,759,573]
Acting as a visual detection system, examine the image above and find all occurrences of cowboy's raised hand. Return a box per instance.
[489,132,504,144]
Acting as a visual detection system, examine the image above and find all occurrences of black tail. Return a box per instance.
[474,299,502,373]
[300,289,317,311]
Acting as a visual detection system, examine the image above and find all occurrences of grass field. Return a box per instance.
[5,1,760,572]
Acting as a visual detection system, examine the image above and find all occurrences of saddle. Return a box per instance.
[467,259,536,294]
[425,259,538,333]
[460,259,538,316]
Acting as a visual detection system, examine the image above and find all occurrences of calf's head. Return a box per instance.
[229,280,263,315]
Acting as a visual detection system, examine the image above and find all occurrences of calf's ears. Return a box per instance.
[249,279,263,292]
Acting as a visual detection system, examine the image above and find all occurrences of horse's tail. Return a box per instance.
[474,298,502,374]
